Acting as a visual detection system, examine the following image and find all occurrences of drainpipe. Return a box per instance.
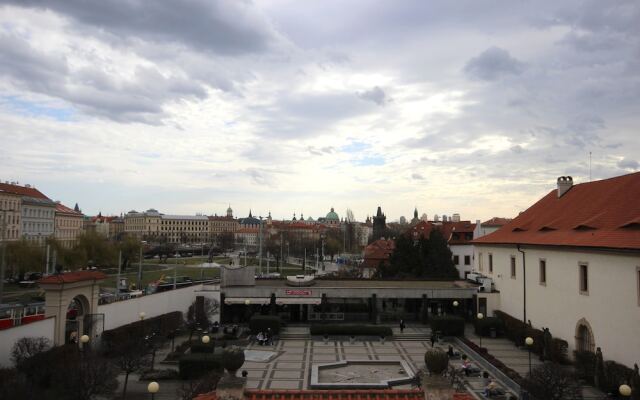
[517,244,526,325]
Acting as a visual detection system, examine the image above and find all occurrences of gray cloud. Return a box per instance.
[464,47,524,81]
[617,158,639,170]
[411,173,425,180]
[4,0,277,55]
[358,86,387,105]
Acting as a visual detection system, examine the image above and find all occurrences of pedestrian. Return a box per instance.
[430,332,436,347]
[399,319,405,333]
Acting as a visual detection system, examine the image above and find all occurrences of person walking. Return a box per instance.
[399,319,405,333]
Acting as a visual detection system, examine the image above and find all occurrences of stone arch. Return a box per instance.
[575,318,595,353]
[65,294,91,344]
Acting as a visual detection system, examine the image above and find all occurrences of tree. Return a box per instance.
[265,234,283,269]
[522,362,583,400]
[75,231,117,267]
[118,235,142,272]
[178,370,222,400]
[11,337,51,367]
[5,239,43,279]
[325,236,341,261]
[111,331,152,399]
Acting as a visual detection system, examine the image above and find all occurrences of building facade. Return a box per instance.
[474,173,640,368]
[54,203,84,248]
[0,186,22,241]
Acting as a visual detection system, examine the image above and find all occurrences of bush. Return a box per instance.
[600,360,635,395]
[424,349,449,375]
[179,353,223,379]
[429,316,465,336]
[310,324,393,337]
[222,346,245,373]
[190,343,214,354]
[474,317,503,337]
[102,311,183,354]
[522,362,582,400]
[550,338,569,364]
[495,310,528,345]
[248,315,282,335]
[574,350,597,383]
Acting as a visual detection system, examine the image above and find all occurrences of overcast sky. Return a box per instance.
[1,1,638,222]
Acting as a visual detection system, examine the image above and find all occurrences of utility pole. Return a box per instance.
[279,232,283,271]
[259,218,263,274]
[137,244,143,289]
[116,250,122,297]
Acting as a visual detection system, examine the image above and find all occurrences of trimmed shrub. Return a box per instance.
[222,346,245,374]
[429,316,465,337]
[550,338,569,364]
[190,343,214,354]
[310,325,393,337]
[179,353,223,379]
[474,317,503,337]
[600,360,635,395]
[249,315,282,335]
[102,311,183,354]
[424,349,449,375]
[574,350,597,383]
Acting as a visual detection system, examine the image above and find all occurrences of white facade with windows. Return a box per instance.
[450,244,475,278]
[22,197,56,244]
[473,245,640,367]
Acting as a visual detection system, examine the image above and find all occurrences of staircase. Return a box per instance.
[278,327,311,340]
[393,329,432,342]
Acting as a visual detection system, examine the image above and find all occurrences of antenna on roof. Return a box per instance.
[589,151,592,182]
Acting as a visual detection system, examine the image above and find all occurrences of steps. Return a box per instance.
[279,328,311,340]
[393,332,432,342]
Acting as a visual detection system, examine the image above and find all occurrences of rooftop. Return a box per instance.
[0,182,49,200]
[474,172,640,251]
[38,271,107,284]
[254,279,477,289]
[195,389,427,400]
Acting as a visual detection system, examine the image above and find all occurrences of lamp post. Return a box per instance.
[139,311,146,321]
[477,313,484,347]
[619,384,632,397]
[147,381,159,400]
[452,300,459,316]
[525,336,534,376]
[202,334,211,366]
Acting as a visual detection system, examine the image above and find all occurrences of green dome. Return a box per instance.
[325,207,339,221]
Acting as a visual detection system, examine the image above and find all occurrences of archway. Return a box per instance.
[65,295,90,344]
[575,318,595,353]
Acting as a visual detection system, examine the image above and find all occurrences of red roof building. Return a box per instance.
[0,182,50,200]
[481,217,512,227]
[195,389,426,400]
[38,271,107,285]
[362,238,396,269]
[474,172,640,250]
[407,220,476,245]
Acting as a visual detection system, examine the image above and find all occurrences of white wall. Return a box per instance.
[98,284,220,331]
[451,244,475,278]
[475,244,640,368]
[0,317,56,367]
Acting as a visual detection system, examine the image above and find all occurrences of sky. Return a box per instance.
[0,1,638,222]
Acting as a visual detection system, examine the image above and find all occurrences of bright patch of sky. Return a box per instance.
[1,0,639,222]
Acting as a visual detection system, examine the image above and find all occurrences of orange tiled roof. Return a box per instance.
[408,221,476,245]
[38,271,107,284]
[0,182,49,200]
[55,203,83,216]
[362,238,396,268]
[195,389,426,400]
[481,217,512,227]
[474,172,640,250]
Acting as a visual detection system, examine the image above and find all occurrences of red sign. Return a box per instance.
[285,289,312,296]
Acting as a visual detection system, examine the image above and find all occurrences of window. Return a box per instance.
[488,253,493,273]
[510,256,516,278]
[464,255,471,265]
[539,259,547,285]
[579,263,589,294]
[453,255,459,265]
[479,252,483,271]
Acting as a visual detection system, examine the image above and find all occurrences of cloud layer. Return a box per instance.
[0,0,639,222]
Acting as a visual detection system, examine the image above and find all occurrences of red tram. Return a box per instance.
[0,302,46,330]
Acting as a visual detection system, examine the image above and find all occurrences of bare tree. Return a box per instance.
[522,362,583,400]
[11,337,51,367]
[111,334,152,399]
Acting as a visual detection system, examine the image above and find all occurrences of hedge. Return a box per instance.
[101,311,183,354]
[190,342,215,354]
[179,353,223,379]
[574,350,597,383]
[249,315,282,335]
[310,324,393,337]
[474,317,504,337]
[429,316,465,336]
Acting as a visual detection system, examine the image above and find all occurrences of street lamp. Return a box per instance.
[139,311,146,320]
[525,336,534,376]
[201,335,210,344]
[147,381,159,400]
[477,313,484,347]
[619,384,632,397]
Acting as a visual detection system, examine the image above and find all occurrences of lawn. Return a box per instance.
[100,264,221,289]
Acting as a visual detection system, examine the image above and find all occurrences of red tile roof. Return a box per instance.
[0,182,49,200]
[481,217,512,227]
[38,271,107,284]
[195,389,426,400]
[55,202,83,216]
[362,238,396,268]
[407,221,476,245]
[474,172,640,250]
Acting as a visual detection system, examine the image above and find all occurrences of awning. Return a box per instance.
[276,298,322,305]
[224,297,270,305]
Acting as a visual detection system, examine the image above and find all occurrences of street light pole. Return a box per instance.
[525,336,534,376]
[477,313,484,348]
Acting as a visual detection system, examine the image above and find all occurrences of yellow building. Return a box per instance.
[0,184,22,241]
[54,202,84,248]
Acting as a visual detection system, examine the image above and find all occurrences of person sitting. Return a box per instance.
[482,379,499,397]
[256,331,265,345]
[447,345,461,359]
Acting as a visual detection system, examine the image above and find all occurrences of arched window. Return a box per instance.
[575,318,595,353]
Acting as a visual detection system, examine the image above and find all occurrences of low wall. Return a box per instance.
[0,317,56,367]
[98,283,220,331]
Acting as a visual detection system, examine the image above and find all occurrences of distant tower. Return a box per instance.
[226,205,233,218]
[373,206,387,240]
[410,207,420,225]
[399,216,407,225]
[74,203,81,213]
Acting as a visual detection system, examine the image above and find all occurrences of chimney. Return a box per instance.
[557,176,573,197]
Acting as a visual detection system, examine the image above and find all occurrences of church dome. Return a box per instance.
[325,207,339,221]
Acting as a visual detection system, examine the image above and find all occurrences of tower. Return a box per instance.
[372,206,387,240]
[226,205,233,218]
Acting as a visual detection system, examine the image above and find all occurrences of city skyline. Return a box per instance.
[1,1,639,221]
